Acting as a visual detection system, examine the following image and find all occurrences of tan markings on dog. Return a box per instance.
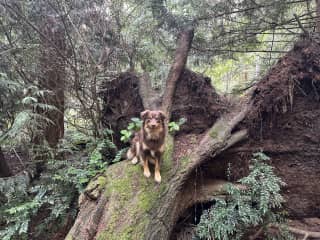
[154,159,161,183]
[143,157,151,178]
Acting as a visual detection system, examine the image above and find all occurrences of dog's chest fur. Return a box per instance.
[140,123,165,155]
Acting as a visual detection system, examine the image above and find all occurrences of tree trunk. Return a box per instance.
[38,16,66,147]
[161,27,194,119]
[316,0,320,32]
[0,147,11,177]
[144,106,250,240]
[65,100,250,240]
[66,26,249,240]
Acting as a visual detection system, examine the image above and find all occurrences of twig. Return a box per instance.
[249,226,264,240]
[11,148,26,168]
[294,13,309,35]
[269,224,320,239]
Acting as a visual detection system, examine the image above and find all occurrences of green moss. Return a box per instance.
[65,234,73,240]
[209,128,218,138]
[97,175,107,186]
[96,135,175,240]
[180,155,191,170]
[209,120,226,140]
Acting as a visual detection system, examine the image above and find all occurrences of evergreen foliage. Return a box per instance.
[0,130,120,240]
[196,152,293,240]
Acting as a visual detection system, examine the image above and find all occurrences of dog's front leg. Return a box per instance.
[154,158,161,183]
[154,152,162,183]
[143,157,151,178]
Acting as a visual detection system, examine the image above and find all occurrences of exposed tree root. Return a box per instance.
[270,224,320,240]
[249,224,320,240]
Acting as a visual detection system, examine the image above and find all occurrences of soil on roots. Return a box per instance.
[100,69,228,148]
[240,38,320,218]
[171,69,228,135]
[171,38,320,239]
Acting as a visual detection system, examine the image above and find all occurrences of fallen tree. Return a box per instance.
[66,34,320,240]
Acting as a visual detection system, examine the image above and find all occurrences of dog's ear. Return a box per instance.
[140,110,150,120]
[158,111,166,121]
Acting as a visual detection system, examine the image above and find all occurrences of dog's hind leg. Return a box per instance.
[128,141,140,164]
[131,142,140,164]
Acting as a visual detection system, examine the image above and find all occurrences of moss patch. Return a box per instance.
[96,135,174,240]
[209,119,226,140]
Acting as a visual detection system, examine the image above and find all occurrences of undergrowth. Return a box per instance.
[195,152,294,240]
[0,129,122,240]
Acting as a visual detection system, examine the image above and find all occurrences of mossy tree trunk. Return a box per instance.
[66,105,250,240]
[66,26,251,240]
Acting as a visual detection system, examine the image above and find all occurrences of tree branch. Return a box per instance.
[161,27,194,118]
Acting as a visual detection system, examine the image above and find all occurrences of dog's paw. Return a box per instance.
[131,157,138,164]
[144,170,151,178]
[155,173,161,183]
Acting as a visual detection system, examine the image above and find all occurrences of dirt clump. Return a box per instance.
[238,38,320,218]
[100,69,227,147]
[171,69,227,135]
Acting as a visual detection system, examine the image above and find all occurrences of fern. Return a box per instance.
[196,152,292,240]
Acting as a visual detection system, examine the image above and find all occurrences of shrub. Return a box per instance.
[196,152,293,240]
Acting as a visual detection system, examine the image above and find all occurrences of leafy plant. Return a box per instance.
[196,152,292,240]
[0,128,120,240]
[168,118,186,133]
[120,117,143,143]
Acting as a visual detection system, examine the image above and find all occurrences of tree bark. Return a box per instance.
[145,105,250,240]
[38,16,66,147]
[161,27,194,119]
[66,24,253,240]
[0,147,11,177]
[66,100,251,240]
[316,0,320,32]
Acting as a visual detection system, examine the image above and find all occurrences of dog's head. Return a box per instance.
[141,110,166,139]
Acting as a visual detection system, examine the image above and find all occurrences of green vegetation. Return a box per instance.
[96,135,174,240]
[0,0,317,239]
[120,118,143,143]
[0,130,118,240]
[196,152,293,240]
[168,118,187,134]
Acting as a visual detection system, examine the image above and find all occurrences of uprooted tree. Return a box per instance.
[66,17,320,239]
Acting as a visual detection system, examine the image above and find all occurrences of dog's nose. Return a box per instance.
[150,124,156,128]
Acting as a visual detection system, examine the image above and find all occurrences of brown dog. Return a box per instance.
[126,110,166,183]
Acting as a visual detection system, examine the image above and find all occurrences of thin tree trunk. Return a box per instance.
[0,147,11,177]
[316,0,320,32]
[161,27,194,119]
[38,16,66,147]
